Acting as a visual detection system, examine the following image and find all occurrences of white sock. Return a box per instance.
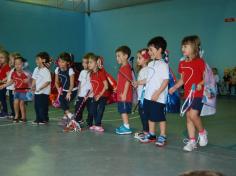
[67,113,73,119]
[124,123,130,129]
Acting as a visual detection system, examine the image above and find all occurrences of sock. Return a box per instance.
[124,123,130,129]
[67,113,73,119]
[199,129,206,135]
[149,132,155,136]
[189,137,196,142]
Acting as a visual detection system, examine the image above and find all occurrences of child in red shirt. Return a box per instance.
[88,54,108,132]
[169,35,208,152]
[0,50,11,117]
[115,46,133,135]
[0,57,31,122]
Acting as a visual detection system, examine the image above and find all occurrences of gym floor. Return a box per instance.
[0,96,235,176]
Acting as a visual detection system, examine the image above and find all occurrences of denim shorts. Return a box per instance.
[117,102,132,114]
[14,92,27,101]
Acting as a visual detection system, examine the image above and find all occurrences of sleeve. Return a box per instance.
[200,59,206,73]
[11,72,14,80]
[55,67,59,74]
[78,70,84,81]
[69,68,75,76]
[124,65,132,81]
[100,70,107,82]
[160,63,169,80]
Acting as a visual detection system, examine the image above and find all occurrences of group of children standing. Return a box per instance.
[0,34,209,152]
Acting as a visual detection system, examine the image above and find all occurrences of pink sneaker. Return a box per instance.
[94,126,104,132]
[89,125,96,130]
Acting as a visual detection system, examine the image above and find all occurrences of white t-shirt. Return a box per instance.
[144,59,169,104]
[137,67,149,100]
[78,70,92,97]
[7,69,15,90]
[32,67,51,95]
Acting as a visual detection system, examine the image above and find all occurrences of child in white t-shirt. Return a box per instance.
[136,36,169,147]
[74,56,93,126]
[31,52,52,125]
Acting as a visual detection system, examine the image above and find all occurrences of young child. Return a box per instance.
[87,54,108,132]
[169,35,208,151]
[0,50,11,118]
[212,67,220,95]
[74,54,93,126]
[137,37,169,147]
[55,52,77,120]
[134,49,150,139]
[7,52,21,118]
[115,46,133,135]
[0,56,31,122]
[31,52,52,125]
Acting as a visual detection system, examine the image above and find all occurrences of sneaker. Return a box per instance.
[198,131,208,147]
[89,125,96,130]
[32,120,39,125]
[19,119,27,123]
[38,121,46,125]
[155,135,167,147]
[115,125,132,135]
[94,126,104,132]
[78,120,84,125]
[0,112,8,119]
[183,139,197,152]
[134,131,146,140]
[139,133,156,143]
[13,118,19,123]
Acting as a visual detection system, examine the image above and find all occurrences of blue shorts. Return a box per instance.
[184,97,203,112]
[117,102,132,114]
[143,99,166,122]
[14,92,27,101]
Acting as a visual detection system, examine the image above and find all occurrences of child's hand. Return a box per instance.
[95,94,101,101]
[0,85,5,90]
[197,84,202,91]
[31,87,36,93]
[132,81,138,88]
[66,92,71,101]
[151,92,159,102]
[169,87,176,95]
[57,87,62,95]
[23,79,28,84]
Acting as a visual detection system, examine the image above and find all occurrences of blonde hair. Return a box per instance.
[182,35,201,58]
[136,48,150,72]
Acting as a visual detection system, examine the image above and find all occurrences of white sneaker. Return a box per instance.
[198,131,208,147]
[183,139,197,152]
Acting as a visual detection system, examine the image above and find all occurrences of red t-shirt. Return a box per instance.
[117,64,133,102]
[0,64,10,85]
[11,71,29,93]
[178,58,205,98]
[90,69,108,97]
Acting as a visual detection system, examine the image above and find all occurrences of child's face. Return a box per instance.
[148,46,161,60]
[36,57,43,67]
[182,44,193,57]
[88,59,97,71]
[82,58,88,69]
[97,58,103,69]
[58,58,68,69]
[116,51,127,65]
[137,53,147,66]
[14,59,23,71]
[0,53,7,65]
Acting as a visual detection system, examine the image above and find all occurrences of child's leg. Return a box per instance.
[9,90,15,116]
[86,98,93,126]
[189,109,204,132]
[121,113,129,125]
[43,94,49,122]
[186,110,196,139]
[0,88,8,114]
[19,100,26,120]
[148,120,156,134]
[159,121,166,136]
[34,94,40,122]
[138,102,149,132]
[95,97,106,126]
[14,99,20,119]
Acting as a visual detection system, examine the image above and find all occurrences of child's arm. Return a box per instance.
[31,79,36,92]
[55,74,60,92]
[169,74,184,94]
[36,81,51,92]
[121,80,130,101]
[96,80,108,101]
[151,79,169,101]
[66,74,75,101]
[0,80,13,89]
